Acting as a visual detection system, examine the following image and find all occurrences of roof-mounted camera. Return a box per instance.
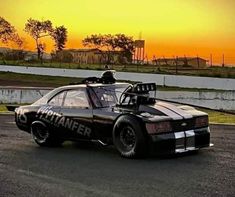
[80,70,116,84]
[101,70,116,84]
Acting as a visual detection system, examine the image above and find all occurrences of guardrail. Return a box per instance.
[1,65,235,90]
[1,86,234,111]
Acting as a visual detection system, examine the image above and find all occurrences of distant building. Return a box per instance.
[0,47,51,61]
[24,51,51,61]
[152,57,208,68]
[62,49,101,64]
[1,47,130,64]
[0,47,11,53]
[24,51,38,61]
[61,48,126,64]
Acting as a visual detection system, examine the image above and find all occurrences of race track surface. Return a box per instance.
[0,114,234,197]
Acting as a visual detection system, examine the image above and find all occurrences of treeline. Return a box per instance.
[0,16,67,63]
[0,16,135,64]
[82,34,134,63]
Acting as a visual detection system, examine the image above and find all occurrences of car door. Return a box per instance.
[36,90,66,136]
[87,87,118,139]
[59,88,94,140]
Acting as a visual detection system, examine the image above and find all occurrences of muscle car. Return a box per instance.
[15,71,212,158]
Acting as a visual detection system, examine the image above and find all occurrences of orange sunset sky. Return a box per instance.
[1,0,235,65]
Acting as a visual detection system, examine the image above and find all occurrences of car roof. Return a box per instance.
[32,82,130,106]
[58,82,130,89]
[50,82,130,98]
[88,82,130,87]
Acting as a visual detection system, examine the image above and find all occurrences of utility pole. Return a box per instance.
[210,54,212,67]
[163,56,167,65]
[145,54,148,64]
[197,54,200,69]
[176,56,178,75]
[222,54,225,67]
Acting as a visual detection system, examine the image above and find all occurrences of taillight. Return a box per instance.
[195,116,208,128]
[146,122,172,134]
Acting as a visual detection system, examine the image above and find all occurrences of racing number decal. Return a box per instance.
[16,108,28,124]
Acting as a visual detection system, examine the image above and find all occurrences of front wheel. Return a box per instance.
[31,121,63,147]
[113,116,147,158]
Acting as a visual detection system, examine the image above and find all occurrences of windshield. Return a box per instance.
[91,84,130,107]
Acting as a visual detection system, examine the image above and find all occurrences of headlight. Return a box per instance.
[195,116,208,128]
[146,121,172,134]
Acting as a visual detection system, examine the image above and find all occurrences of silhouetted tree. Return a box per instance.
[0,16,23,47]
[82,33,134,63]
[38,43,46,63]
[24,18,53,60]
[51,26,68,51]
[0,16,16,43]
[83,34,110,63]
[82,34,104,49]
[113,34,135,62]
[3,49,26,60]
[51,50,73,63]
[13,34,24,48]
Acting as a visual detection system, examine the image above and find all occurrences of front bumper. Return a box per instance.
[148,127,212,155]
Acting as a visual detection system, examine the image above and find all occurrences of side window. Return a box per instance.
[48,91,65,106]
[63,89,89,108]
[88,88,102,108]
[93,87,117,107]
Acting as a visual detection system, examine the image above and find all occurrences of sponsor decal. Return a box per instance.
[36,106,91,137]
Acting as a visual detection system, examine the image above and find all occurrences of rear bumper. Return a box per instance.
[148,127,212,155]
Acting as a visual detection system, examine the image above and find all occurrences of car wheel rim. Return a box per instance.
[32,124,49,143]
[120,126,136,150]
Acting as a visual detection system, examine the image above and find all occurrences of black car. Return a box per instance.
[15,72,212,158]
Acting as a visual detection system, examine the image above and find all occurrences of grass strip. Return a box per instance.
[0,105,7,112]
[0,71,83,87]
[199,108,235,124]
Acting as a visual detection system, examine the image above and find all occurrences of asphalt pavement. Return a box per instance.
[0,114,234,197]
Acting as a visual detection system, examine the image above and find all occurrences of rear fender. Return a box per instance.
[113,114,147,136]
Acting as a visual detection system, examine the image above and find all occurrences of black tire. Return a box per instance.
[113,115,147,158]
[31,121,63,147]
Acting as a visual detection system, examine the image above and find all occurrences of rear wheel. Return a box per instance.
[113,116,147,158]
[31,121,63,147]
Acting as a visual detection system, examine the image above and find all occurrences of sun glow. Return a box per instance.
[1,0,235,65]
